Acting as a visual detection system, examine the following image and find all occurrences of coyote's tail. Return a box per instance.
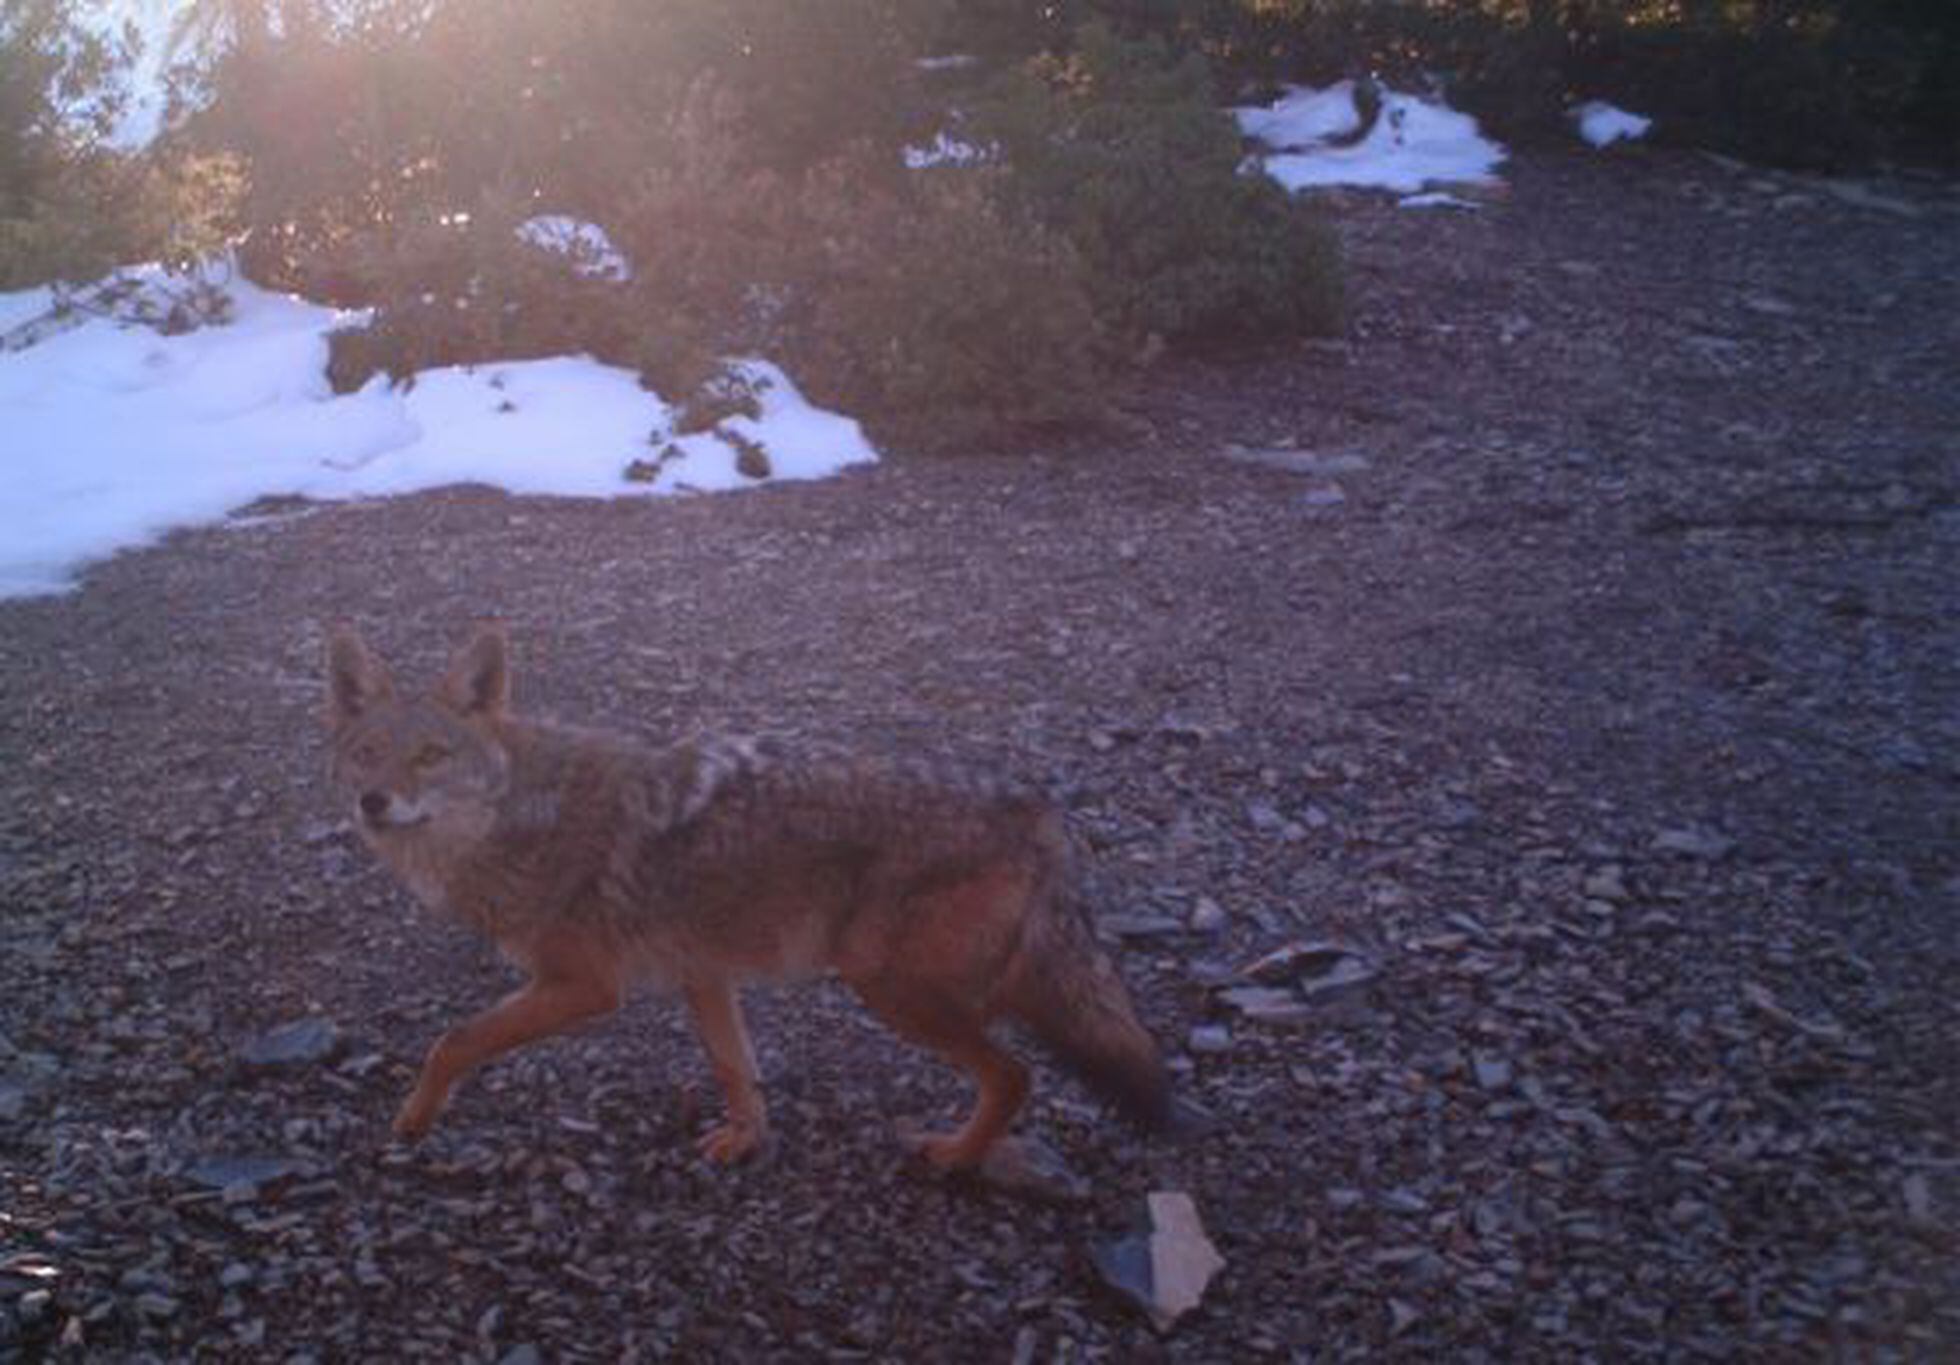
[1005,855,1173,1131]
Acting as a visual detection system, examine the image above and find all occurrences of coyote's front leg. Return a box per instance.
[684,977,770,1163]
[394,954,621,1139]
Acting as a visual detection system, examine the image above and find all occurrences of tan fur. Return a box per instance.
[324,622,1170,1169]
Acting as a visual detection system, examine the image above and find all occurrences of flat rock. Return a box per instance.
[1295,954,1378,1001]
[1901,1172,1934,1226]
[240,1016,342,1068]
[1582,866,1631,902]
[1092,1190,1226,1333]
[184,1154,311,1192]
[1186,1024,1233,1054]
[1223,443,1372,477]
[1818,178,1921,218]
[1188,897,1229,933]
[1741,981,1845,1043]
[1215,986,1316,1025]
[1101,913,1187,940]
[1652,828,1735,860]
[1389,1298,1420,1337]
[1239,940,1362,985]
[1471,1051,1514,1091]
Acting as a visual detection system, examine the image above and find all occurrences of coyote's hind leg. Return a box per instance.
[850,978,1030,1170]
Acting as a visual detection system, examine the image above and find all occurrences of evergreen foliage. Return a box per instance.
[975,24,1342,346]
[201,5,1342,446]
[7,0,1951,441]
[1,0,240,289]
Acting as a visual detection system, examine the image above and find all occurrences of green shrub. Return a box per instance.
[974,23,1343,348]
[189,6,1349,448]
[782,159,1108,448]
[0,148,244,291]
[648,0,943,172]
[322,186,630,392]
[1,0,241,289]
[608,76,800,402]
[1573,14,1922,168]
[603,74,1106,448]
[0,151,140,288]
[184,0,946,295]
[1101,0,1960,171]
[315,19,1347,447]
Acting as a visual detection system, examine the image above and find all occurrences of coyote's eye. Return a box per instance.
[412,742,452,770]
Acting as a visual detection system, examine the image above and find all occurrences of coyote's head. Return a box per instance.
[325,623,512,841]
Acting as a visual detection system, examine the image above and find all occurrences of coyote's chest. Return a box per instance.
[364,807,519,928]
[365,827,469,917]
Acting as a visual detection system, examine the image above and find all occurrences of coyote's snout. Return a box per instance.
[324,621,1172,1171]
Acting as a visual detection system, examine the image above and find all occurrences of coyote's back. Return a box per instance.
[326,621,1171,1170]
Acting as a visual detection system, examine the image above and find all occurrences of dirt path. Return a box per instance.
[3,150,1957,1361]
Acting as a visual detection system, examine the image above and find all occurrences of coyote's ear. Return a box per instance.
[439,621,509,718]
[326,624,394,726]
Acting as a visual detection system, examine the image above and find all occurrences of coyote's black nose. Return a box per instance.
[359,791,390,823]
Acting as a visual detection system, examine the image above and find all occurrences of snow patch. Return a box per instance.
[1234,81,1506,195]
[1571,101,1652,148]
[515,216,633,281]
[0,268,877,598]
[904,132,992,169]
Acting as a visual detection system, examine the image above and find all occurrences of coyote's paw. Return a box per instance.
[897,1128,1089,1202]
[696,1119,768,1165]
[896,1123,985,1172]
[391,1092,442,1141]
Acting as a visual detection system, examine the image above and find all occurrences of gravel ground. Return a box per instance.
[2,149,1957,1362]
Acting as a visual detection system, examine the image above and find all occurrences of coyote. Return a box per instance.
[324,622,1171,1170]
